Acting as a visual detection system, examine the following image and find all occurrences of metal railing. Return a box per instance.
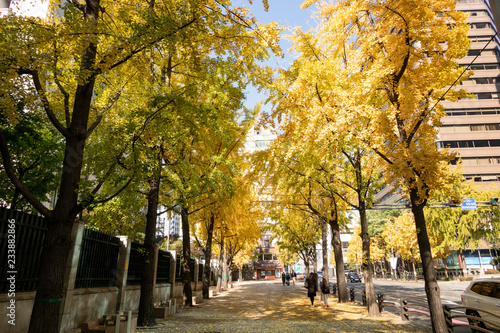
[443,305,500,333]
[331,283,500,332]
[75,228,121,288]
[155,249,171,284]
[126,242,145,285]
[0,208,47,293]
[175,257,195,282]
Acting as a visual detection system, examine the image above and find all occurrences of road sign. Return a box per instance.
[461,198,476,211]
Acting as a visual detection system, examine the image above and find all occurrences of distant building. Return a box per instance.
[253,233,282,280]
[244,125,277,152]
[156,208,181,240]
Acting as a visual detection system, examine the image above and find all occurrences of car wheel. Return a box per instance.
[466,310,486,333]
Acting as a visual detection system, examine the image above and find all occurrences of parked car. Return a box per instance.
[296,272,305,280]
[461,278,500,332]
[345,271,362,283]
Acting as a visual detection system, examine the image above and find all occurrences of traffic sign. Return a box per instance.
[461,198,476,211]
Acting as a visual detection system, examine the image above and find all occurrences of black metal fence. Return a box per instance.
[75,228,121,288]
[1,208,186,294]
[127,242,145,285]
[198,263,203,281]
[156,249,171,283]
[0,208,47,293]
[175,257,195,282]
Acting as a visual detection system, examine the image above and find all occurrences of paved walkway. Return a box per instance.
[137,280,431,333]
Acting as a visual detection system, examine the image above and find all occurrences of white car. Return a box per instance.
[461,278,500,332]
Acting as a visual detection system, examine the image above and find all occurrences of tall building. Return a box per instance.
[438,0,500,184]
[0,0,50,18]
[0,0,10,15]
[156,208,182,239]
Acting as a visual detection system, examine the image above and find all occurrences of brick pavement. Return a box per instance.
[137,280,431,333]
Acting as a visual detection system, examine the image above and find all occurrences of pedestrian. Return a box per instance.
[304,273,318,307]
[292,270,297,285]
[286,272,290,286]
[282,271,286,285]
[320,276,330,308]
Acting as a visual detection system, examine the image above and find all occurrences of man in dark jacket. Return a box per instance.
[281,271,286,285]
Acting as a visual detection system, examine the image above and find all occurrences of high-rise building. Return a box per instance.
[438,0,500,183]
[0,0,11,16]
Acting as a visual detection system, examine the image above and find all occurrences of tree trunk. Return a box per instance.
[216,236,223,293]
[359,203,379,317]
[137,174,160,326]
[222,242,228,289]
[458,249,467,273]
[329,217,348,302]
[202,213,215,299]
[29,99,96,332]
[321,220,329,283]
[26,1,100,329]
[411,193,447,333]
[413,261,417,282]
[302,253,310,276]
[28,217,74,333]
[181,205,193,307]
[442,256,449,279]
[311,243,318,273]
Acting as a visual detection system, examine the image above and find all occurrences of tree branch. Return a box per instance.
[67,0,86,12]
[31,70,71,138]
[52,41,71,128]
[0,130,52,218]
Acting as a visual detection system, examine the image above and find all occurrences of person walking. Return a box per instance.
[285,272,290,286]
[320,276,330,308]
[305,273,318,307]
[281,271,286,286]
[292,270,297,285]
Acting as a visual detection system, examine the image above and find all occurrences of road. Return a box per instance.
[342,279,474,332]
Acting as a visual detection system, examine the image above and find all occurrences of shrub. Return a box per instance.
[491,256,500,266]
[485,269,499,275]
[459,277,473,282]
[440,277,454,281]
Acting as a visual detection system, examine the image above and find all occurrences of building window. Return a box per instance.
[445,108,500,116]
[438,140,500,148]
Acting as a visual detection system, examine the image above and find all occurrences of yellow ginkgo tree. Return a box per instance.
[384,213,421,280]
[292,1,470,331]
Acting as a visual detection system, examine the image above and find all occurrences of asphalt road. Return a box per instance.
[338,278,496,333]
[372,279,470,332]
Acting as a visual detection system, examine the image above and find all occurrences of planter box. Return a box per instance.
[81,313,137,333]
[154,306,169,319]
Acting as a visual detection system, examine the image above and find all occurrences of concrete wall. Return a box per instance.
[0,291,35,333]
[0,222,181,333]
[1,283,174,333]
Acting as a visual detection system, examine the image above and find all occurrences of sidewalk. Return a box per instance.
[137,280,431,333]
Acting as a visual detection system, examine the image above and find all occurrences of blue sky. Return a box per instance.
[243,0,320,111]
